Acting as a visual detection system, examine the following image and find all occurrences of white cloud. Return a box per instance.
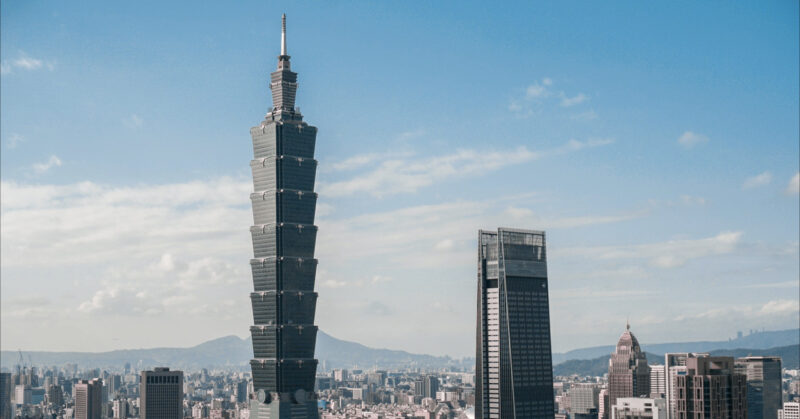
[785,172,799,195]
[742,171,772,189]
[123,114,144,128]
[319,139,613,198]
[31,155,62,174]
[321,279,348,288]
[1,177,251,267]
[679,195,707,206]
[570,110,598,121]
[5,133,26,149]
[370,275,392,284]
[511,78,591,117]
[434,239,454,251]
[675,299,799,321]
[560,92,588,107]
[677,131,709,148]
[1,53,54,75]
[562,231,742,269]
[327,150,414,172]
[525,78,553,99]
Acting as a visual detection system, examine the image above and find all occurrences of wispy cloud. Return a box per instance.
[560,92,588,107]
[677,131,709,148]
[5,133,26,149]
[561,231,743,269]
[122,114,144,129]
[320,139,613,197]
[742,171,772,189]
[31,155,62,174]
[570,110,598,121]
[1,53,55,75]
[675,299,799,322]
[525,77,553,99]
[786,172,799,195]
[509,78,590,117]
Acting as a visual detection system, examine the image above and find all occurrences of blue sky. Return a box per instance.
[2,1,798,357]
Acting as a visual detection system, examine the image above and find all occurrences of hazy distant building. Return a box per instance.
[779,402,800,419]
[422,376,439,399]
[476,228,554,418]
[599,388,609,419]
[75,379,102,419]
[649,365,666,398]
[112,399,129,419]
[569,384,600,417]
[0,373,11,419]
[140,368,183,419]
[46,384,63,406]
[247,15,320,419]
[333,369,348,383]
[736,356,782,419]
[367,371,387,388]
[14,385,30,406]
[674,356,747,419]
[612,397,667,419]
[235,380,248,403]
[607,323,650,418]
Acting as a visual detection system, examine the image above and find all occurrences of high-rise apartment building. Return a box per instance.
[75,379,102,419]
[140,367,183,419]
[779,402,800,419]
[650,365,666,398]
[663,352,709,419]
[735,356,783,419]
[569,384,600,418]
[112,399,129,419]
[14,385,30,406]
[476,228,554,418]
[673,356,747,419]
[599,388,609,419]
[247,15,321,419]
[607,323,650,418]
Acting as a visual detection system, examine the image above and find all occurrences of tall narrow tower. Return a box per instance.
[248,14,321,419]
[476,228,554,419]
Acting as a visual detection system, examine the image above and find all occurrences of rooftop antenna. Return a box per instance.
[281,14,287,56]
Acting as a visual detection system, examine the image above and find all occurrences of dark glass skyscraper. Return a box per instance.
[140,368,183,419]
[476,228,554,419]
[736,356,783,419]
[248,15,321,419]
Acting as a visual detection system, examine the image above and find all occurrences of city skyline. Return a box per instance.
[2,1,799,358]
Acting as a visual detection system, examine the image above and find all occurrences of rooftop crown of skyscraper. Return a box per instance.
[615,321,643,355]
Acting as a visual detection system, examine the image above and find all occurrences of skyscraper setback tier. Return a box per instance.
[248,14,320,419]
[476,228,554,419]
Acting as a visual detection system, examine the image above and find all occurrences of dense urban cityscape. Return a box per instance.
[2,331,799,418]
[2,3,799,419]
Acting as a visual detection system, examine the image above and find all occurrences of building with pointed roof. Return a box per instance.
[247,14,321,419]
[606,323,651,419]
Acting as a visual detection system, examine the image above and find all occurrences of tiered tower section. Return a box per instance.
[248,15,320,419]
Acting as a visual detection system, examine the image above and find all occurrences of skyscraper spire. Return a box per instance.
[281,14,287,56]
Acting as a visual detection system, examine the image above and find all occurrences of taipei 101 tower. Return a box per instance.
[247,15,321,419]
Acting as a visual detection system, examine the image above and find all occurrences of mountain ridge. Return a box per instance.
[2,328,796,371]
